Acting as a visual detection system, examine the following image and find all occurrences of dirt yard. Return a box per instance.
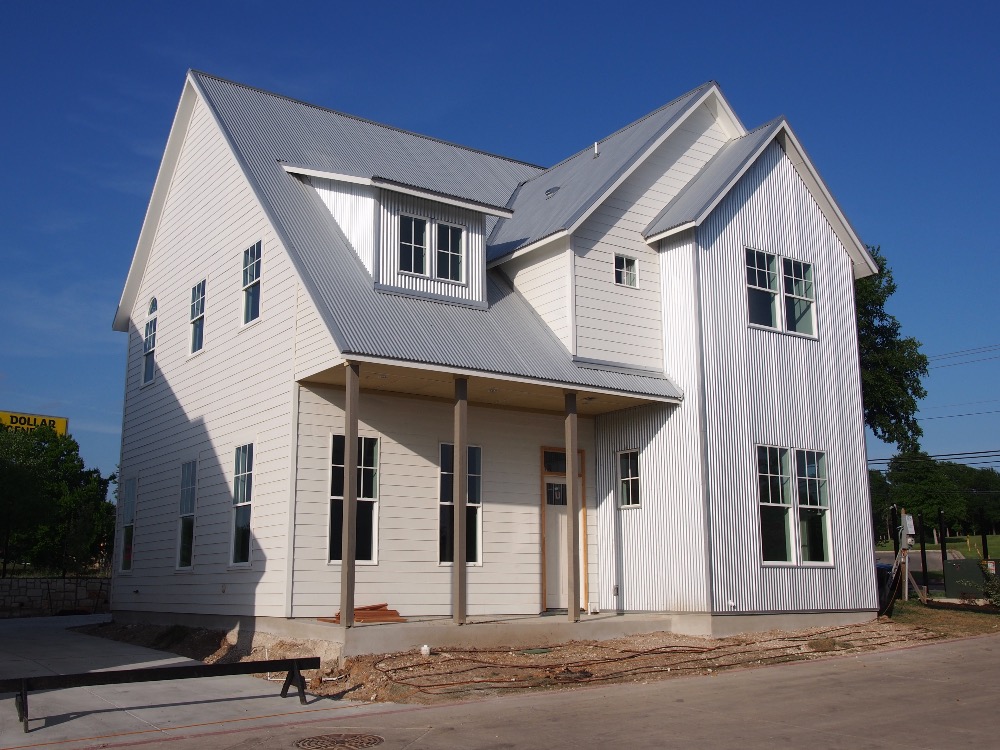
[77,602,999,705]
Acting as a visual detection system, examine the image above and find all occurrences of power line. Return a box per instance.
[919,408,1000,421]
[868,448,1000,464]
[930,354,1000,369]
[927,343,1000,361]
[920,398,1000,411]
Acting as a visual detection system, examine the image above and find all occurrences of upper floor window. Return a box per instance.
[330,435,380,563]
[232,443,253,564]
[436,223,464,282]
[746,248,816,336]
[142,298,157,385]
[400,216,427,275]
[242,242,261,324]
[614,254,637,288]
[190,280,206,353]
[618,450,640,507]
[757,445,830,564]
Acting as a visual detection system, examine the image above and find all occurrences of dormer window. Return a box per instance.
[436,223,463,282]
[400,216,427,275]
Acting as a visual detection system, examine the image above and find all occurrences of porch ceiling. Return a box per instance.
[300,361,662,416]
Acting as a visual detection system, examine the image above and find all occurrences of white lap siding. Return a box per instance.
[697,141,876,614]
[291,386,598,617]
[115,95,300,616]
[500,237,573,352]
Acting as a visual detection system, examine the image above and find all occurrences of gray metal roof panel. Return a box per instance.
[193,72,682,401]
[643,118,785,239]
[486,82,715,262]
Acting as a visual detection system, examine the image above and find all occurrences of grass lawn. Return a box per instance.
[889,599,1000,637]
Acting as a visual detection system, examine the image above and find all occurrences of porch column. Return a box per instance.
[565,391,580,623]
[453,377,469,624]
[340,361,360,629]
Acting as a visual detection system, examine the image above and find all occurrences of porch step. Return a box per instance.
[320,602,406,624]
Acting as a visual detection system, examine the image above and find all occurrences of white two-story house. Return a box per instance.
[112,71,879,639]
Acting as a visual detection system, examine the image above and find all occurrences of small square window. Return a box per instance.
[614,255,637,288]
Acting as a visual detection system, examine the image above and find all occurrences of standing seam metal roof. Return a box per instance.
[192,72,682,401]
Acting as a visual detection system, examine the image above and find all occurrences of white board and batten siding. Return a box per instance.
[378,192,487,305]
[573,104,729,371]
[291,386,599,617]
[696,141,877,614]
[116,94,308,617]
[500,236,573,351]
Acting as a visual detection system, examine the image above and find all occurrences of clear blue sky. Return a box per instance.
[1,0,997,477]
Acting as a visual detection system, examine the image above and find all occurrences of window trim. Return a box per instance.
[141,298,157,386]
[616,449,641,508]
[190,279,206,355]
[434,221,466,284]
[119,477,137,573]
[398,214,469,287]
[745,246,819,339]
[241,241,262,326]
[176,460,198,571]
[614,254,638,289]
[399,215,429,277]
[328,433,380,566]
[230,443,254,567]
[438,442,483,566]
[756,444,833,567]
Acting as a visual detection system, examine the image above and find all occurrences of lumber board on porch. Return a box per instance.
[321,602,406,624]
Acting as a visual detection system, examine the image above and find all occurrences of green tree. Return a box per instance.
[0,425,115,576]
[856,246,929,453]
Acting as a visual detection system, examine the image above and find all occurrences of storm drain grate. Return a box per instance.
[294,734,384,750]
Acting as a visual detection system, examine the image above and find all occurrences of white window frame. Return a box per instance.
[231,443,253,566]
[617,449,641,508]
[435,222,465,284]
[329,434,380,565]
[438,443,483,565]
[190,280,206,354]
[756,444,832,566]
[614,254,638,288]
[142,298,157,385]
[242,241,261,325]
[120,477,137,572]
[745,247,818,338]
[177,460,197,570]
[399,215,428,277]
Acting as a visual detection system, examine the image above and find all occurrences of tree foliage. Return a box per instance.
[0,425,115,577]
[856,246,929,453]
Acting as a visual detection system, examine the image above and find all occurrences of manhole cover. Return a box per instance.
[294,734,384,750]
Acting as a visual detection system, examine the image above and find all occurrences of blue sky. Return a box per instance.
[1,0,997,476]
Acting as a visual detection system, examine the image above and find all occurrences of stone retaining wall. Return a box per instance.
[0,577,110,618]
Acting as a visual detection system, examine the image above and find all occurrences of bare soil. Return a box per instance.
[77,603,1000,705]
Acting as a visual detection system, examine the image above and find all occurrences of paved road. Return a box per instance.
[1,615,997,749]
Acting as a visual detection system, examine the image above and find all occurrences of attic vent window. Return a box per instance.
[544,186,560,199]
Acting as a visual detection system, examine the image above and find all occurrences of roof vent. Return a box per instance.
[593,141,600,158]
[544,186,560,199]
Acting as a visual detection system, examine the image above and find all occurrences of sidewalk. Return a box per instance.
[0,615,366,749]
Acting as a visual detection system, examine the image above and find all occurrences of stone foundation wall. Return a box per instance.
[0,577,110,618]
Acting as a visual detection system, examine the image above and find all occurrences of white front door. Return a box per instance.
[544,480,583,610]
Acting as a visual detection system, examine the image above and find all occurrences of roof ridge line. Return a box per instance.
[519,80,717,183]
[189,69,547,171]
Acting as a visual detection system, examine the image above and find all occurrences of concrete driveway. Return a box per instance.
[1,615,997,749]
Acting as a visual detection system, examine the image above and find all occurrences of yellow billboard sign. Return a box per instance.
[0,411,69,436]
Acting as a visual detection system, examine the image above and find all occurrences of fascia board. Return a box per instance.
[645,221,697,246]
[776,127,878,277]
[282,164,514,218]
[486,230,569,268]
[113,78,198,332]
[565,85,744,238]
[344,353,682,405]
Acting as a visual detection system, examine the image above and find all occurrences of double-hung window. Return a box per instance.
[399,216,427,275]
[745,248,816,335]
[617,450,640,507]
[757,445,830,564]
[142,298,157,384]
[120,478,137,571]
[242,242,261,324]
[232,444,253,564]
[330,436,379,563]
[177,461,197,569]
[439,444,482,563]
[436,223,463,282]
[190,280,206,353]
[614,254,637,288]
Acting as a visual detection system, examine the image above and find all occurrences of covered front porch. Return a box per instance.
[291,358,671,630]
